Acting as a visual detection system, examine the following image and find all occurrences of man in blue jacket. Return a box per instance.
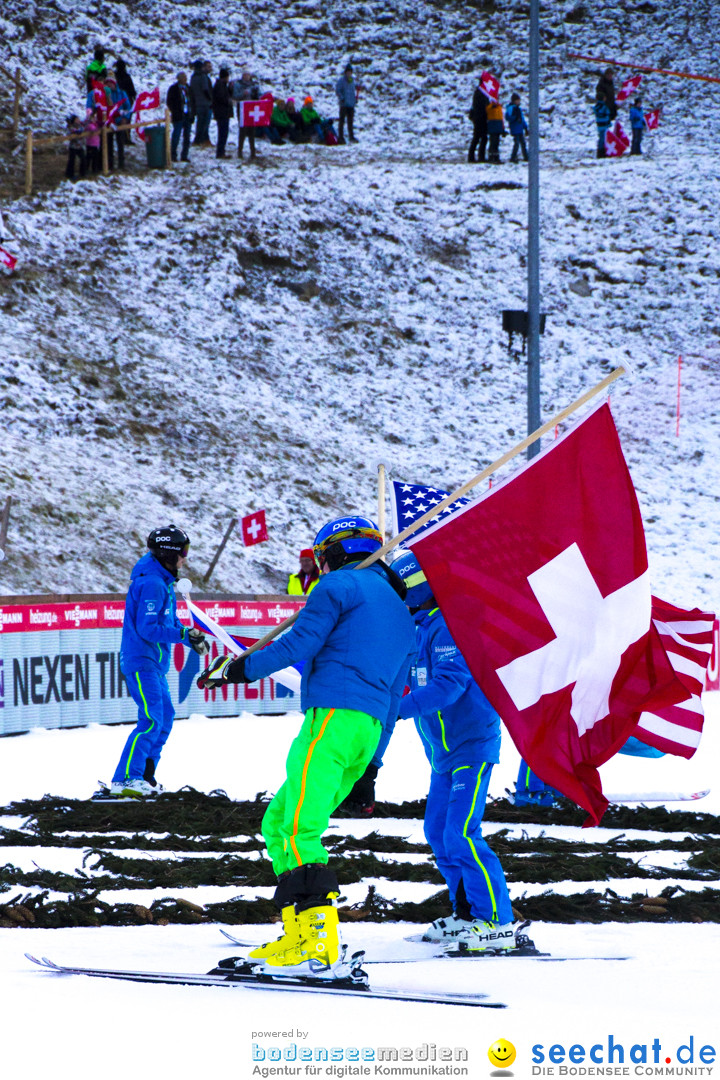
[199,516,415,975]
[109,526,208,798]
[392,550,519,954]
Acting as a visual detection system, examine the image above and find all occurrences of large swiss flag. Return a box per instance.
[409,404,687,825]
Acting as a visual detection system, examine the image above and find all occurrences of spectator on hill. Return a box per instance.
[191,60,213,146]
[596,68,617,121]
[233,69,261,159]
[115,59,137,144]
[84,107,101,173]
[505,92,528,163]
[335,63,358,144]
[287,549,320,596]
[486,97,506,164]
[212,68,233,158]
[167,70,194,162]
[285,97,306,141]
[65,115,87,180]
[104,71,131,170]
[594,92,612,158]
[269,98,297,144]
[300,96,338,144]
[629,96,645,155]
[86,44,106,91]
[468,77,488,163]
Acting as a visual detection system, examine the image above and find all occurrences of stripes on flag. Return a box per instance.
[633,597,716,758]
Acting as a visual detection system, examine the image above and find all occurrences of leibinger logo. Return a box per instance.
[531,1035,716,1074]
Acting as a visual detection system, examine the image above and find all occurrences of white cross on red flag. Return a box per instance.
[479,71,500,104]
[241,509,268,547]
[605,120,630,157]
[239,97,273,127]
[408,404,694,825]
[133,87,161,142]
[615,74,643,103]
[644,108,661,131]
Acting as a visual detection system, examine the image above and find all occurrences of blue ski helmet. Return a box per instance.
[313,515,383,571]
[392,549,433,609]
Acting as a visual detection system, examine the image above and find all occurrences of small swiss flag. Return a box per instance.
[239,97,273,127]
[644,108,661,131]
[479,71,500,104]
[616,74,643,104]
[133,87,161,113]
[241,509,268,546]
[605,120,630,157]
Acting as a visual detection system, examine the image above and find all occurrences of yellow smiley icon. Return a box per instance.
[488,1039,516,1069]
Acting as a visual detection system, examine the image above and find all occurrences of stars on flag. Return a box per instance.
[390,479,469,541]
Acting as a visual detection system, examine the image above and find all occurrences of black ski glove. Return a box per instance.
[187,627,209,656]
[196,654,248,690]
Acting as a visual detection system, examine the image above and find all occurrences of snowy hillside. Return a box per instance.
[0,0,718,610]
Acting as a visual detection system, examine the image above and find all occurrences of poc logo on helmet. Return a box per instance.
[332,520,359,532]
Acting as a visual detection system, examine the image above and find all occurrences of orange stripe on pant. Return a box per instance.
[289,708,335,866]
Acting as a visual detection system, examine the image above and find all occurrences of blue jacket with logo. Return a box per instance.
[120,552,188,675]
[244,562,415,726]
[398,607,501,773]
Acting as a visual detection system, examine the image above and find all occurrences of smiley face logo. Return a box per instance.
[488,1039,516,1070]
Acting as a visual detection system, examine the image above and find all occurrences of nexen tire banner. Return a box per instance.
[0,598,304,735]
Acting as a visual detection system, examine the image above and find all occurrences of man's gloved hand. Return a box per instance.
[187,627,209,656]
[196,654,248,690]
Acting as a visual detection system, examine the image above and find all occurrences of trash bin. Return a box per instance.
[145,125,167,169]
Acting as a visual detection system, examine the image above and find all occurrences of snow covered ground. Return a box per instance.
[1,696,718,1079]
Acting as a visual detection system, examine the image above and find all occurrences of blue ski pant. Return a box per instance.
[516,758,561,796]
[112,669,175,782]
[425,761,513,925]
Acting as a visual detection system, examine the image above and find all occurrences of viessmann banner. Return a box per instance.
[0,598,305,736]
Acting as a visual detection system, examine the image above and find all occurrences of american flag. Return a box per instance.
[633,597,716,758]
[390,479,469,545]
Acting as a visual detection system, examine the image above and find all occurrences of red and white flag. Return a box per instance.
[239,97,273,127]
[605,120,630,157]
[0,245,17,273]
[631,598,715,756]
[616,74,643,103]
[241,509,268,547]
[133,87,161,142]
[644,108,661,131]
[706,618,720,690]
[479,71,500,104]
[409,404,689,825]
[133,87,161,113]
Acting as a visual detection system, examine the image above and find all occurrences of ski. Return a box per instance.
[605,789,710,803]
[219,929,628,965]
[25,954,505,1008]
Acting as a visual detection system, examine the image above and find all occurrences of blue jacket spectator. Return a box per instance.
[594,96,612,158]
[335,63,358,143]
[505,93,528,163]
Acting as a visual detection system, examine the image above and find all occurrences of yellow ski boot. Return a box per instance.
[248,905,299,961]
[262,902,341,975]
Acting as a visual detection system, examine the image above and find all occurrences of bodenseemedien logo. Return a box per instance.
[489,1039,516,1075]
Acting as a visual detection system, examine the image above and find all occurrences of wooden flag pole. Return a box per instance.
[377,463,386,539]
[202,516,238,586]
[237,366,627,658]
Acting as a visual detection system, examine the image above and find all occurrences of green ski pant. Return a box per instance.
[262,706,382,876]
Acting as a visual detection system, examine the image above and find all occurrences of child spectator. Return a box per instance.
[486,98,506,164]
[65,115,87,180]
[505,92,528,163]
[86,44,106,92]
[85,108,101,173]
[629,97,645,155]
[300,95,323,141]
[594,92,612,158]
[104,71,131,169]
[269,98,296,144]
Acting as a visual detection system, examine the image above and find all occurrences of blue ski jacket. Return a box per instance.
[398,607,501,773]
[120,552,189,675]
[244,561,415,726]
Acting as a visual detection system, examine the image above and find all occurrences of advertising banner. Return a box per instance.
[0,597,304,735]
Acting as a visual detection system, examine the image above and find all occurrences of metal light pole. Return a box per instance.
[527,0,541,458]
